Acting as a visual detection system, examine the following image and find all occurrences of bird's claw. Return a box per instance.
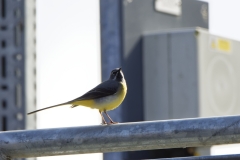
[107,121,118,125]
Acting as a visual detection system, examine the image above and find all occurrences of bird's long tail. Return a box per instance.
[27,102,69,115]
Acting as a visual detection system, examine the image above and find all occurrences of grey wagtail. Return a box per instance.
[28,68,127,125]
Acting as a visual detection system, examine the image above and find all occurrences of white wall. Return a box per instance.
[36,0,102,159]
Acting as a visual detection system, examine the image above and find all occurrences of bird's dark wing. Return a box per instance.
[69,80,119,102]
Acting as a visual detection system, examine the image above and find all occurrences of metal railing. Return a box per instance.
[1,115,240,159]
[162,154,240,160]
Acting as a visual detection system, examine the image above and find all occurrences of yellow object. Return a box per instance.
[217,39,231,52]
[211,38,231,53]
[28,68,127,125]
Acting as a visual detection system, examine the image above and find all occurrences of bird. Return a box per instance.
[28,68,127,125]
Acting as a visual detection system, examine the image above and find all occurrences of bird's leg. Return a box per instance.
[99,111,107,125]
[104,111,118,124]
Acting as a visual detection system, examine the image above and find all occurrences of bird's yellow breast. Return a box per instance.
[72,82,127,111]
[97,81,127,112]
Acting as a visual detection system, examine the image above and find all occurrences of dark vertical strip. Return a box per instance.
[1,0,6,18]
[1,56,6,78]
[2,100,7,109]
[100,1,125,160]
[1,40,6,48]
[2,116,7,131]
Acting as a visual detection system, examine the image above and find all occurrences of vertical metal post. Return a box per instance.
[100,1,125,159]
[100,0,122,81]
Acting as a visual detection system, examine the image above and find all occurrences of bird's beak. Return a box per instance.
[119,68,122,71]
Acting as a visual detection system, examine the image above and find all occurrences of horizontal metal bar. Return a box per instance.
[162,154,240,160]
[1,115,240,158]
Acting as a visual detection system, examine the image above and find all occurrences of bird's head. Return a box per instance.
[109,68,125,82]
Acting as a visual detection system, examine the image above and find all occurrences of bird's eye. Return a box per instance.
[112,71,117,75]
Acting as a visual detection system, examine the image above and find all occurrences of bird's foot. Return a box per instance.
[101,122,107,125]
[107,121,118,125]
